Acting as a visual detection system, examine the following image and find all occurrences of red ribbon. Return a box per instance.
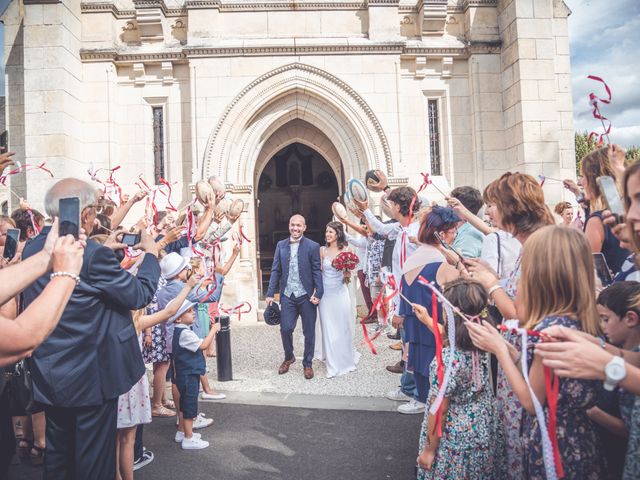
[544,366,564,479]
[587,75,612,146]
[431,289,444,437]
[88,166,123,206]
[158,178,177,212]
[363,276,401,350]
[26,209,41,237]
[220,302,252,322]
[0,162,53,185]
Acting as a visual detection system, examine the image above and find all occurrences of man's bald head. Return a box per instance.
[290,214,306,226]
[289,214,306,240]
[44,178,98,217]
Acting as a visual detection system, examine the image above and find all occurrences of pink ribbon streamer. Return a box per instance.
[587,75,612,146]
[0,162,53,185]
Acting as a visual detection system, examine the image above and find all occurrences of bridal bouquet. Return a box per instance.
[332,251,359,284]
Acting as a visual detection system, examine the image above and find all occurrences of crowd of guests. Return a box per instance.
[2,142,640,480]
[332,144,638,479]
[0,164,244,479]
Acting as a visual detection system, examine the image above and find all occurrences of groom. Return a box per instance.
[266,214,323,379]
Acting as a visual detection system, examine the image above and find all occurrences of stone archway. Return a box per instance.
[202,62,393,187]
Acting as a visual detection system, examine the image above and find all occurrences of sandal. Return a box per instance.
[152,406,176,418]
[162,400,176,409]
[17,440,31,459]
[30,445,45,466]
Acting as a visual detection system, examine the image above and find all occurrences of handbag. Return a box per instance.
[7,358,34,416]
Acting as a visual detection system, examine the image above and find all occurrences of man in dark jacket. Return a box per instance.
[21,178,160,480]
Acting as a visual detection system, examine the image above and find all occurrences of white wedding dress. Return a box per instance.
[315,250,361,378]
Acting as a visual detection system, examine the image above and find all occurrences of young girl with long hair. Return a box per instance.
[415,279,505,479]
[116,274,200,480]
[467,225,602,479]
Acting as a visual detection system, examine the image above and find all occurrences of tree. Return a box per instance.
[575,131,597,174]
[626,146,640,162]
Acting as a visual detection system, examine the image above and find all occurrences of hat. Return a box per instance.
[168,300,195,323]
[263,302,281,326]
[160,252,191,279]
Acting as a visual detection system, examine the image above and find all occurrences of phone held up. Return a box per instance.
[434,231,465,262]
[3,228,20,261]
[596,176,625,224]
[121,233,141,247]
[58,197,80,240]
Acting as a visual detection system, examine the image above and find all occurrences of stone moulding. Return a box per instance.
[79,42,487,62]
[80,0,498,15]
[203,62,393,185]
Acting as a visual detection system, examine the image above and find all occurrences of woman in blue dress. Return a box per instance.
[398,206,460,413]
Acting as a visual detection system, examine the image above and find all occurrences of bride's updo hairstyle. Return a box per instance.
[418,206,460,246]
[326,221,348,249]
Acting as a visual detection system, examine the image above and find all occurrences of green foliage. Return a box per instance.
[575,131,597,175]
[626,146,640,162]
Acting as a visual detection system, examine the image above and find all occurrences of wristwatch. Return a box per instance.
[603,356,626,391]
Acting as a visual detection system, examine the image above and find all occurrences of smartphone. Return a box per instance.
[3,228,19,260]
[0,130,8,152]
[597,176,625,223]
[434,232,465,262]
[593,252,613,286]
[59,197,80,239]
[121,233,140,247]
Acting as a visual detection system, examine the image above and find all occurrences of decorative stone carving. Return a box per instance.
[132,62,145,86]
[161,61,173,84]
[400,15,413,25]
[441,56,453,78]
[420,0,447,36]
[415,56,427,79]
[135,7,164,42]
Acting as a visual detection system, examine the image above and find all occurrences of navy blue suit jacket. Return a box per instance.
[266,236,323,299]
[21,228,160,407]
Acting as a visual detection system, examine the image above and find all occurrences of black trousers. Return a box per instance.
[280,293,318,368]
[0,388,15,479]
[43,398,117,480]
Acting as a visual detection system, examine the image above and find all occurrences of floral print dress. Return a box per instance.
[620,346,640,480]
[496,256,525,479]
[417,348,506,480]
[522,316,602,479]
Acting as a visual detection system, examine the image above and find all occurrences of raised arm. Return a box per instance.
[110,191,147,229]
[446,196,495,235]
[215,243,240,276]
[363,209,398,239]
[138,275,200,331]
[345,232,368,250]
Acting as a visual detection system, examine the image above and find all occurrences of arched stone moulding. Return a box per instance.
[202,62,393,187]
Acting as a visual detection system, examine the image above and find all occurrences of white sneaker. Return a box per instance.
[385,389,412,402]
[201,392,226,400]
[193,413,214,429]
[181,436,209,450]
[397,399,426,415]
[174,431,201,443]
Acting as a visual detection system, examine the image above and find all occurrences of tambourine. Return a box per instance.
[365,169,388,192]
[195,180,214,205]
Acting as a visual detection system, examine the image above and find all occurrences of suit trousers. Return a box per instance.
[280,293,317,368]
[43,398,118,480]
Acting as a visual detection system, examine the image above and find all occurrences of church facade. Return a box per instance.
[2,0,575,317]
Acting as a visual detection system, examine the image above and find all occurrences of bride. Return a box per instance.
[315,221,361,378]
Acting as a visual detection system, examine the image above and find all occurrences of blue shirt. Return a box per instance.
[452,222,483,258]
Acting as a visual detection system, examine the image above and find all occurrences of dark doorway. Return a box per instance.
[256,143,339,296]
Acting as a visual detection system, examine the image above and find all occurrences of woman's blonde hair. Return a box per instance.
[581,146,616,211]
[519,225,600,335]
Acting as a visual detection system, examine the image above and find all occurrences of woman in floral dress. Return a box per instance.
[468,226,603,479]
[416,279,506,480]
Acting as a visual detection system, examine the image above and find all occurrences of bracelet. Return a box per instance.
[50,271,81,286]
[487,284,503,297]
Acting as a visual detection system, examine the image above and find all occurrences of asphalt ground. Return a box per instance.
[9,401,421,480]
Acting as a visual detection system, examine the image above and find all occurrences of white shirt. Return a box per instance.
[175,324,203,352]
[363,210,420,313]
[480,230,521,280]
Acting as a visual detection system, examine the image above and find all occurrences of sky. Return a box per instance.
[0,0,637,146]
[564,0,640,147]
